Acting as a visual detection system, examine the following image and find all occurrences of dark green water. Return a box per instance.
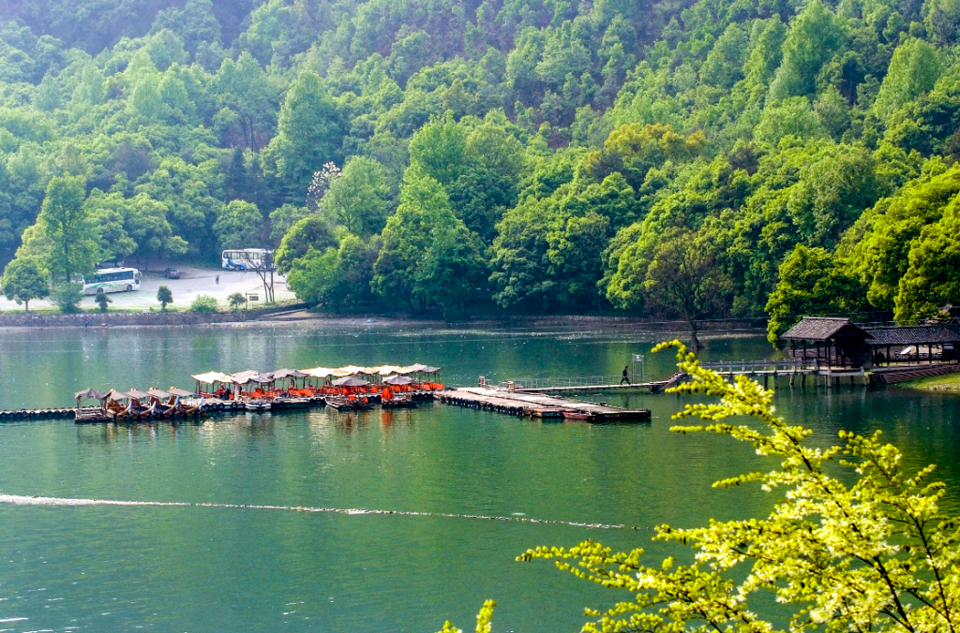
[0,323,958,632]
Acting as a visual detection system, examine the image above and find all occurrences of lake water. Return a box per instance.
[0,322,958,633]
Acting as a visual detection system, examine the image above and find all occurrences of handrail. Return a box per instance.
[700,359,807,371]
[496,375,633,391]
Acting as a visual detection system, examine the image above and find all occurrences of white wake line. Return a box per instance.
[0,494,633,530]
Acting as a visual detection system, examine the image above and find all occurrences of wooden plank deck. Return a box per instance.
[516,372,684,394]
[438,388,651,423]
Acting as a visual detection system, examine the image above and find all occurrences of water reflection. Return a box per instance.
[1,325,959,633]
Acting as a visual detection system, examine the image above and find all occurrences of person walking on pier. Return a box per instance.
[620,365,630,385]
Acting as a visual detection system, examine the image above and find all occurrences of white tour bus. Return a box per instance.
[82,268,142,295]
[221,248,273,271]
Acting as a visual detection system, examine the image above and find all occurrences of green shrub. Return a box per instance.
[189,294,219,313]
[51,283,84,313]
[157,285,173,310]
[227,292,247,310]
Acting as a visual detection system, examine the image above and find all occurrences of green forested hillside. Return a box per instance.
[0,0,958,332]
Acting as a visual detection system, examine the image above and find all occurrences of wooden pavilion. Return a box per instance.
[780,317,872,368]
[862,324,960,366]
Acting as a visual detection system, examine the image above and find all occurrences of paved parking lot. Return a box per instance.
[0,266,295,312]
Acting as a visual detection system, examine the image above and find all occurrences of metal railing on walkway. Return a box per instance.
[699,359,807,373]
[496,376,628,391]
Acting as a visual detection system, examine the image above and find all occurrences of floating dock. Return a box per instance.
[0,408,76,421]
[0,392,439,424]
[436,388,651,423]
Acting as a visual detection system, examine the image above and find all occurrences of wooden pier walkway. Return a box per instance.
[437,388,651,422]
[514,372,684,394]
[493,372,684,395]
[699,359,871,388]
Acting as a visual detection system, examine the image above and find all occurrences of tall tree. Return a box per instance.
[1,255,48,311]
[263,71,345,202]
[318,156,392,236]
[372,168,484,315]
[765,244,865,343]
[607,229,732,350]
[768,0,845,101]
[213,200,264,252]
[37,175,98,283]
[894,208,960,323]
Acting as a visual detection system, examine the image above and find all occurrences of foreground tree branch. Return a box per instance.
[503,341,960,633]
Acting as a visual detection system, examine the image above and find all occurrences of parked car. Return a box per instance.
[163,267,180,279]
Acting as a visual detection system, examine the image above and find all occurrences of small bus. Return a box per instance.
[82,268,142,295]
[221,249,273,271]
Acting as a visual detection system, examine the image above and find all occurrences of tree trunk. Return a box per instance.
[689,320,703,352]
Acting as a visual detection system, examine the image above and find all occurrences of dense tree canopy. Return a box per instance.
[0,0,955,328]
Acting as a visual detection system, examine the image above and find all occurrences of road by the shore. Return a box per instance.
[0,266,296,312]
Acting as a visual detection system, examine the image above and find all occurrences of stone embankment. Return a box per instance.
[0,304,307,328]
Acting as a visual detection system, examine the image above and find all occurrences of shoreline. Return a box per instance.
[0,307,768,335]
[896,374,960,393]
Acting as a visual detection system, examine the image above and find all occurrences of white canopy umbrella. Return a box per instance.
[332,376,370,387]
[228,370,262,384]
[75,388,108,401]
[126,389,152,400]
[107,389,130,402]
[331,365,364,377]
[304,367,336,378]
[271,369,307,379]
[192,371,229,384]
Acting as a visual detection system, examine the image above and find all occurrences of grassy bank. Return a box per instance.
[900,373,960,392]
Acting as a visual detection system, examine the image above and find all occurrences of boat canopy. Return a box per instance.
[332,376,370,387]
[192,371,229,384]
[168,387,194,397]
[271,369,307,379]
[75,388,108,400]
[304,367,335,378]
[107,389,130,401]
[331,365,365,377]
[228,370,261,384]
[126,388,152,400]
[383,375,415,385]
[375,365,403,375]
[147,388,171,398]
